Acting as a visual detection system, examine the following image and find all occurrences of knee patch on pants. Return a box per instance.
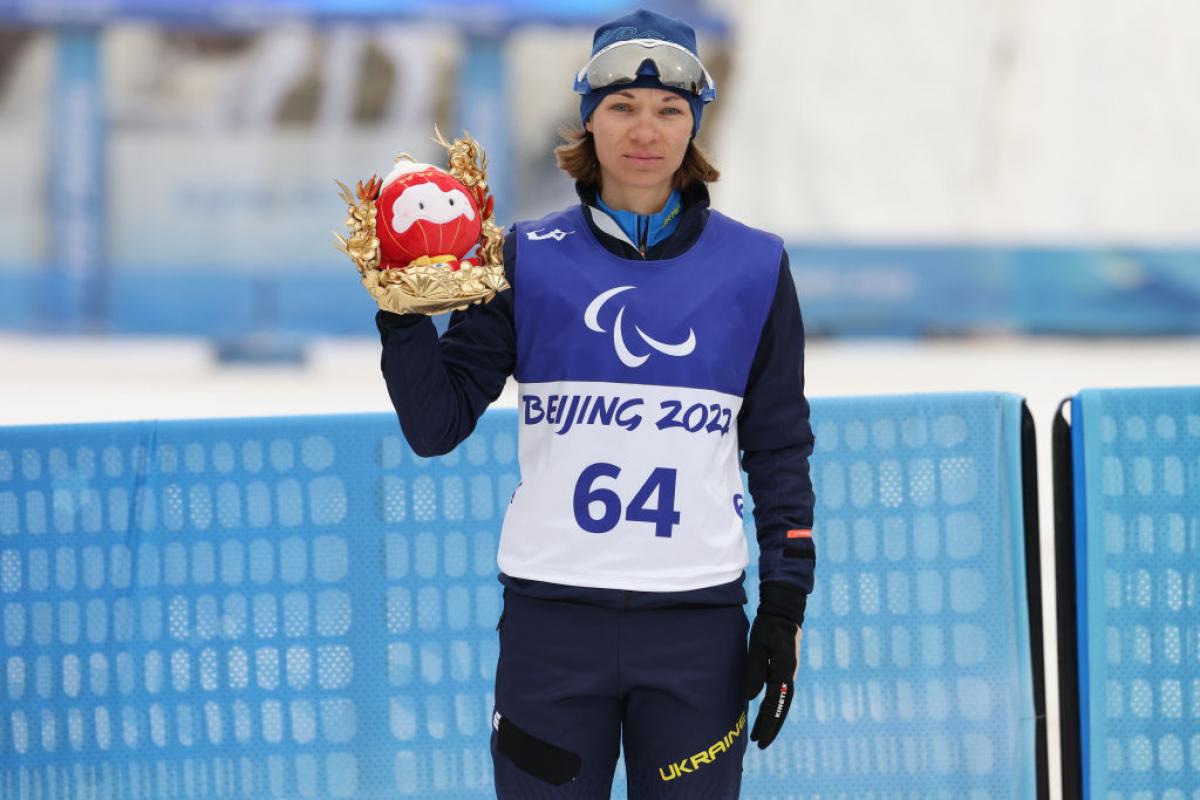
[493,711,582,786]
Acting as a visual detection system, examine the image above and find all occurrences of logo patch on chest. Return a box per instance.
[584,285,697,368]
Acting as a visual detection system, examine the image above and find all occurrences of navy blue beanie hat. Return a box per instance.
[578,9,708,138]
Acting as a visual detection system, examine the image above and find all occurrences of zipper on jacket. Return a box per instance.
[624,590,633,610]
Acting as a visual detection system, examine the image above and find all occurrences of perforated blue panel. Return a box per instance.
[745,393,1038,798]
[0,416,516,799]
[0,396,1038,798]
[1071,386,1200,799]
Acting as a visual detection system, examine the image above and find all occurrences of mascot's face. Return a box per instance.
[375,164,481,267]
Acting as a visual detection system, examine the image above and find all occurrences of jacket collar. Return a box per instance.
[575,181,711,261]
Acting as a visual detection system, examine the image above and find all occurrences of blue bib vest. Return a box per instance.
[499,205,783,591]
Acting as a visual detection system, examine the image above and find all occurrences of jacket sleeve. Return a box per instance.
[376,230,518,457]
[737,250,816,627]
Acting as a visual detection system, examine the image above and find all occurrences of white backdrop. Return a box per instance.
[711,0,1200,242]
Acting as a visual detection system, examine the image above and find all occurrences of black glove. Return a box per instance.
[745,612,799,749]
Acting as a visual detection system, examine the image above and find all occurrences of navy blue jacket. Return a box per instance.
[376,182,815,626]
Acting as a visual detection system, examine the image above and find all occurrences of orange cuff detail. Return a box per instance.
[786,529,813,539]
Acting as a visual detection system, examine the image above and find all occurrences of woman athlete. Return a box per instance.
[373,8,816,797]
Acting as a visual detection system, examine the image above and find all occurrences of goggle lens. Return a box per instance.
[574,40,716,102]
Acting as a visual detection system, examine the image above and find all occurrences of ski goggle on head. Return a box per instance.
[573,39,717,103]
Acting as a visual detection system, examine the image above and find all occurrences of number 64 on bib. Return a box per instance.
[572,463,680,539]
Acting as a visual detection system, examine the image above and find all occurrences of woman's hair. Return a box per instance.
[554,126,720,191]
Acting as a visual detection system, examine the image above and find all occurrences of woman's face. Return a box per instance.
[585,87,693,197]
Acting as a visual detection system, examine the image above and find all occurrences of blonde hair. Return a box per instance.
[554,126,720,192]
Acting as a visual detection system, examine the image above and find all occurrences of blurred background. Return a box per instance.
[2,0,1195,422]
[1,2,1198,797]
[3,0,1200,343]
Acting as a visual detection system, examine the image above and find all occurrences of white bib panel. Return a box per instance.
[498,380,749,591]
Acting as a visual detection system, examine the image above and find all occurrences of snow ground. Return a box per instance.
[2,332,1198,797]
[5,334,1193,427]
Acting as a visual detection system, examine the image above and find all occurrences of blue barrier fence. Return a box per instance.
[1058,386,1200,799]
[0,394,1043,798]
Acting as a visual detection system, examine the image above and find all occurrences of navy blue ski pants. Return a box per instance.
[490,590,750,798]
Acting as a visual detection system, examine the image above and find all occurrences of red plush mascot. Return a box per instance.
[375,159,485,272]
[334,130,507,316]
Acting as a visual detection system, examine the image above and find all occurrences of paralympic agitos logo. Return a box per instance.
[584,285,697,368]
